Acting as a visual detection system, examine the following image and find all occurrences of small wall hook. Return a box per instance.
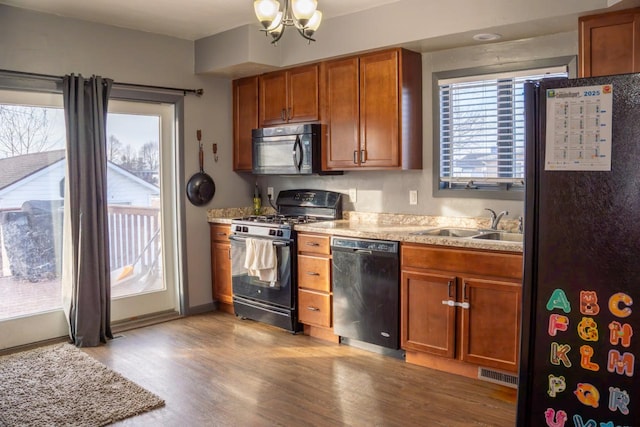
[212,143,218,162]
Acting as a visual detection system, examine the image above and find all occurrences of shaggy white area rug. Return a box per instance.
[0,343,164,426]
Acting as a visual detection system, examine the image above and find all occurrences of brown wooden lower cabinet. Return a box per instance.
[210,223,233,314]
[401,243,522,375]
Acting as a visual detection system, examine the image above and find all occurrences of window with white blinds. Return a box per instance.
[438,66,568,190]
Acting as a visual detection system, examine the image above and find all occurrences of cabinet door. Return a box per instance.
[401,270,457,358]
[579,9,640,77]
[212,241,232,305]
[459,277,521,372]
[287,65,319,123]
[260,71,288,126]
[233,76,258,172]
[359,50,400,168]
[324,57,361,170]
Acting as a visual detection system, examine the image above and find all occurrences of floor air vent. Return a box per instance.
[478,367,519,389]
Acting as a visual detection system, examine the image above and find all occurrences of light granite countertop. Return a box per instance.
[208,210,523,253]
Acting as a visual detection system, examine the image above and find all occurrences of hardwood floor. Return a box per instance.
[82,312,517,426]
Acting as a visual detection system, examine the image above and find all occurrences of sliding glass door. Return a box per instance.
[0,89,69,348]
[0,89,182,350]
[107,99,180,322]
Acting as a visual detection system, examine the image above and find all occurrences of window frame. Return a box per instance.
[432,56,576,200]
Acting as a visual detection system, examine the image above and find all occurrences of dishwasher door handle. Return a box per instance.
[354,249,373,255]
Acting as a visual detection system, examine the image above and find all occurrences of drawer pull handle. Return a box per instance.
[216,232,227,236]
[305,242,320,246]
[306,271,320,276]
[306,306,320,311]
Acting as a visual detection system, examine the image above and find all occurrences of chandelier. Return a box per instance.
[254,0,323,45]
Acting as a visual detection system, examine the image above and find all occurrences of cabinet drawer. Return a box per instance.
[298,255,331,292]
[401,244,522,280]
[210,223,231,242]
[298,289,331,328]
[298,233,331,254]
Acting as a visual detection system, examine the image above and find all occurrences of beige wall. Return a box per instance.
[0,5,254,310]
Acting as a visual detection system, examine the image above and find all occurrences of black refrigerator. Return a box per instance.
[517,73,640,426]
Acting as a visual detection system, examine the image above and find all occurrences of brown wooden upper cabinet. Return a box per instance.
[259,64,320,126]
[322,48,422,171]
[579,8,640,77]
[232,76,259,172]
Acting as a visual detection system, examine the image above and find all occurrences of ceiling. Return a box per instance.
[0,0,402,41]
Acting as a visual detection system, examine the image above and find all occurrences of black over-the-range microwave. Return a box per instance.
[252,124,323,175]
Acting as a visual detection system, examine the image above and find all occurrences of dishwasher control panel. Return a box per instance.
[330,236,398,254]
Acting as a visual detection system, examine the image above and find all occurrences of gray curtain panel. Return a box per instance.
[62,74,113,347]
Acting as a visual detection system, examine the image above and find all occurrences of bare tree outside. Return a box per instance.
[140,141,159,171]
[0,105,62,158]
[107,134,122,162]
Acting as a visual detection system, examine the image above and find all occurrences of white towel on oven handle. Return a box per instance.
[244,238,278,285]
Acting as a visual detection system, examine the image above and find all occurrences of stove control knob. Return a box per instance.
[235,225,242,232]
[269,229,276,236]
[242,226,249,233]
[277,230,284,237]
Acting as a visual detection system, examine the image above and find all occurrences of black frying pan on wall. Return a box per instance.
[186,129,215,206]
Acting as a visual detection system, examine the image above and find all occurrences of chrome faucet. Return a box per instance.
[485,208,509,230]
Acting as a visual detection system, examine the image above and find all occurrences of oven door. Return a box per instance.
[229,234,295,308]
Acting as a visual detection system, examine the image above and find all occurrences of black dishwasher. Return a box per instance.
[331,236,400,350]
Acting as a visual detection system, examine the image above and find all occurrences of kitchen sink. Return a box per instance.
[410,227,524,243]
[410,228,481,238]
[472,231,524,243]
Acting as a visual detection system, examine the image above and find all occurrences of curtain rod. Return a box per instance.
[0,68,204,96]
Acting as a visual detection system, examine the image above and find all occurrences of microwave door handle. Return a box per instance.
[292,135,303,172]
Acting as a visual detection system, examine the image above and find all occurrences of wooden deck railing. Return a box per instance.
[107,205,161,271]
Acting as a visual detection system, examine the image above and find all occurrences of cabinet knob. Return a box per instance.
[306,271,320,276]
[353,150,358,164]
[305,242,320,247]
[306,306,320,311]
[360,149,366,164]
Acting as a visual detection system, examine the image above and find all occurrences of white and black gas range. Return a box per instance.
[229,189,342,333]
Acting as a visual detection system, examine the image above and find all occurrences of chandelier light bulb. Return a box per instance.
[267,12,284,32]
[306,10,322,32]
[254,0,281,29]
[291,0,317,27]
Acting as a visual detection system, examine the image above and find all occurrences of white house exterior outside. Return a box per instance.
[0,150,159,210]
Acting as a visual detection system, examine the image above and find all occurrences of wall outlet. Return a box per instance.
[267,187,274,200]
[348,188,357,203]
[409,190,418,205]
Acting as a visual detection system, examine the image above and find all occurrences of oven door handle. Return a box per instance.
[229,235,291,247]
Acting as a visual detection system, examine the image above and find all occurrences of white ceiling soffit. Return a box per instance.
[0,0,403,41]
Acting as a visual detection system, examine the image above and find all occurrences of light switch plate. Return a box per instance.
[409,190,418,205]
[348,188,357,203]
